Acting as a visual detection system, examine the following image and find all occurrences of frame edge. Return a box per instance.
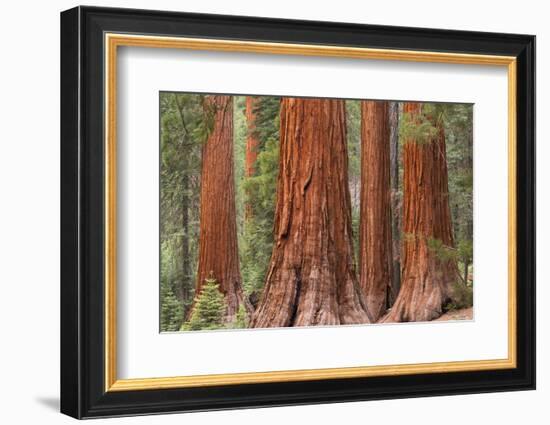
[60,5,83,420]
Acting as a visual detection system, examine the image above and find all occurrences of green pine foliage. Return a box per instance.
[228,305,249,329]
[160,279,184,331]
[399,105,440,146]
[182,278,227,331]
[442,103,474,285]
[457,239,474,279]
[445,281,474,311]
[239,97,280,300]
[427,236,458,262]
[233,96,247,233]
[159,93,203,332]
[251,96,280,142]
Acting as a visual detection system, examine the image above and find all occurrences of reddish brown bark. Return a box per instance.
[251,98,371,328]
[359,101,393,321]
[193,95,251,322]
[381,103,457,323]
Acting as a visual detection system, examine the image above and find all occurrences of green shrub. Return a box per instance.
[445,281,473,311]
[160,280,183,332]
[181,278,226,331]
[427,237,458,262]
[399,110,439,145]
[229,305,249,329]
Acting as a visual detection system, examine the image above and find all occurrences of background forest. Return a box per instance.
[160,93,473,332]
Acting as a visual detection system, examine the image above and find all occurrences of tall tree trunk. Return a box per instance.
[244,96,260,219]
[251,98,371,328]
[388,102,401,305]
[181,169,191,307]
[193,95,251,322]
[359,101,393,321]
[382,103,457,323]
[463,118,474,284]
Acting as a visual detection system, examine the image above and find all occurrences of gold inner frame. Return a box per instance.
[104,33,517,392]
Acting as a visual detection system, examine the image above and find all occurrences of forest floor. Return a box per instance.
[436,307,473,321]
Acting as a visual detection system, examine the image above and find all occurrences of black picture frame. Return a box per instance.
[61,5,535,419]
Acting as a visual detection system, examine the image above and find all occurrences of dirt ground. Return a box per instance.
[435,307,473,321]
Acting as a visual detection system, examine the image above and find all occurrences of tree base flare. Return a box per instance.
[379,278,450,323]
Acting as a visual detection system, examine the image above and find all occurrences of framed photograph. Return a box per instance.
[60,6,535,419]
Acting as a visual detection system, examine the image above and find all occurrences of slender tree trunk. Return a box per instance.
[389,102,401,306]
[245,96,259,178]
[463,119,474,285]
[173,94,192,310]
[193,95,252,322]
[251,98,371,328]
[359,101,393,321]
[181,171,191,306]
[244,96,260,219]
[382,103,457,323]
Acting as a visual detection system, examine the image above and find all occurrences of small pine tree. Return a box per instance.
[182,278,227,331]
[228,305,249,329]
[160,280,183,332]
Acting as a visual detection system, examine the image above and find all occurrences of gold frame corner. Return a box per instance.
[104,33,518,392]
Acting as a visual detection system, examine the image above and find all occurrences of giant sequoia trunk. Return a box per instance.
[193,95,251,322]
[359,101,393,321]
[382,103,457,323]
[251,98,371,328]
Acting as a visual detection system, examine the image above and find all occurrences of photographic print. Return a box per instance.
[160,93,473,332]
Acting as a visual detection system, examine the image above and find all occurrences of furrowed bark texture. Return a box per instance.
[389,101,401,305]
[194,95,251,322]
[251,98,371,328]
[359,101,393,321]
[382,103,457,323]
